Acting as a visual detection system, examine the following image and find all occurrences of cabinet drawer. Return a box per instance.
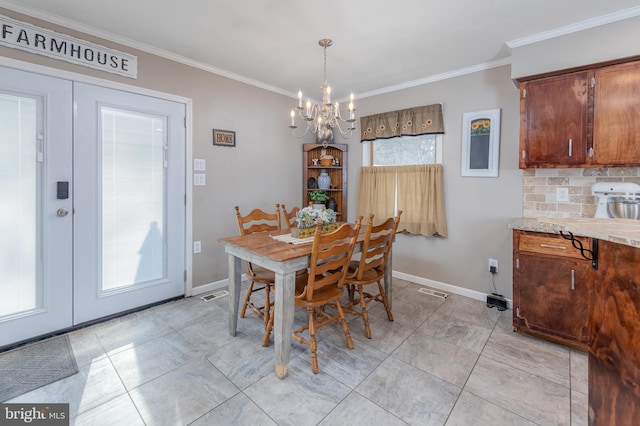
[518,233,590,260]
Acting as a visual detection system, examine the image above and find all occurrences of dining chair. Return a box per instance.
[234,205,281,326]
[343,211,402,339]
[263,216,363,373]
[280,203,300,230]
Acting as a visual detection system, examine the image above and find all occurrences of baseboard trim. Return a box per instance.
[392,271,513,309]
[192,271,513,309]
[191,274,246,296]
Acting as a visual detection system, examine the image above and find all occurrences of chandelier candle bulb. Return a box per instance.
[290,109,295,127]
[298,90,303,108]
[326,86,331,104]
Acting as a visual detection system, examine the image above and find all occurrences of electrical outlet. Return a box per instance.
[556,187,569,202]
[193,241,201,254]
[488,258,498,273]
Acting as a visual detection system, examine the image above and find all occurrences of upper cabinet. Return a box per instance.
[519,58,640,168]
[592,61,640,165]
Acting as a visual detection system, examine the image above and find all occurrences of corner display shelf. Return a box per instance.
[303,143,347,221]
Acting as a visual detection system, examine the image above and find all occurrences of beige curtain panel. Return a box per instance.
[360,104,444,141]
[356,164,447,237]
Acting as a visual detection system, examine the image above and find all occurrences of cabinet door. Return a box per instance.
[515,253,589,346]
[593,60,640,166]
[520,72,589,168]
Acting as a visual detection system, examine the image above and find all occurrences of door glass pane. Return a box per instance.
[101,107,166,291]
[0,92,42,317]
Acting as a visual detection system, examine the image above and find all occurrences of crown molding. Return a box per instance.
[0,1,294,97]
[355,57,512,101]
[506,6,640,48]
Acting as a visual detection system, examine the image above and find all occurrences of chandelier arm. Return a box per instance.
[332,120,356,137]
[291,125,312,138]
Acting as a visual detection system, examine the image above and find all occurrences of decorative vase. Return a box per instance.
[317,170,331,190]
[327,197,337,211]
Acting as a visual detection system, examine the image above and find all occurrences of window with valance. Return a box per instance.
[356,104,447,237]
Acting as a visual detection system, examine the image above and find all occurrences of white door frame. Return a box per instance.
[0,56,195,298]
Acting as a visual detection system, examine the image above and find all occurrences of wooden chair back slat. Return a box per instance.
[300,219,362,303]
[280,204,300,231]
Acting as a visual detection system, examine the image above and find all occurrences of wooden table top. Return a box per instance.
[219,230,314,263]
[220,226,366,263]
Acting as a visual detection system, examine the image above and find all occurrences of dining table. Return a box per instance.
[219,227,393,379]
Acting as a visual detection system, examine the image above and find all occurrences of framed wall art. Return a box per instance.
[213,129,236,147]
[461,109,501,177]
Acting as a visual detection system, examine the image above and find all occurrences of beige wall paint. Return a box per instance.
[352,65,522,299]
[511,15,640,80]
[0,8,315,291]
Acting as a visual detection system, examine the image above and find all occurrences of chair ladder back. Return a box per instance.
[351,213,402,281]
[235,205,281,236]
[280,204,300,231]
[303,219,362,302]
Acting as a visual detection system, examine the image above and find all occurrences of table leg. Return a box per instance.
[273,270,295,379]
[384,248,393,309]
[228,254,242,336]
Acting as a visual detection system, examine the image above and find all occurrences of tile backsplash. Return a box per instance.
[522,168,640,218]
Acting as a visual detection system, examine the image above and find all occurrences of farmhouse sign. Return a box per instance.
[0,14,138,78]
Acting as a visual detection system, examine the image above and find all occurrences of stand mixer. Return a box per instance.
[592,182,640,218]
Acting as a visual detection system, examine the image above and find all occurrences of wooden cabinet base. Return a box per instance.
[588,240,640,425]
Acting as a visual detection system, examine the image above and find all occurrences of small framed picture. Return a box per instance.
[213,129,236,147]
[461,109,501,177]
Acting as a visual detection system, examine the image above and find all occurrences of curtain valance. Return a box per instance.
[360,104,444,142]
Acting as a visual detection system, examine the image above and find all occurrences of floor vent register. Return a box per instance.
[200,290,229,302]
[417,288,449,299]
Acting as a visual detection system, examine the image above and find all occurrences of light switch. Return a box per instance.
[194,158,206,171]
[193,173,206,186]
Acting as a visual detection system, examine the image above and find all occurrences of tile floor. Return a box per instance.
[7,279,588,425]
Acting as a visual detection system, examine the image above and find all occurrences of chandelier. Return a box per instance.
[289,39,356,143]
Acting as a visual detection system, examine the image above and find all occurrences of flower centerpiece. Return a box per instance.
[291,206,338,238]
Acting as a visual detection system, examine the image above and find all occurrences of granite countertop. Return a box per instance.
[509,217,640,249]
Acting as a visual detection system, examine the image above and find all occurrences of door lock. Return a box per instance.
[56,208,69,217]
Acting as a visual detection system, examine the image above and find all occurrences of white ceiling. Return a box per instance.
[2,0,640,101]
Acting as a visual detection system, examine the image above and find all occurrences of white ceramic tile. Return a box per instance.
[71,393,144,426]
[446,391,537,426]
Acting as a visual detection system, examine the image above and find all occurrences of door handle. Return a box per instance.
[57,208,69,217]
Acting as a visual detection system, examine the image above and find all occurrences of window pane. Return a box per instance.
[373,135,436,166]
[101,107,166,291]
[0,93,42,317]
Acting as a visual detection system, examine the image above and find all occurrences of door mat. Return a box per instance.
[0,335,78,402]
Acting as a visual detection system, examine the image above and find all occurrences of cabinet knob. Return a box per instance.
[589,147,594,158]
[568,139,573,157]
[521,150,526,159]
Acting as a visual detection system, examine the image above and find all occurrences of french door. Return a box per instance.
[0,67,186,347]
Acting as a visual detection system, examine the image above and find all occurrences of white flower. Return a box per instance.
[295,206,337,228]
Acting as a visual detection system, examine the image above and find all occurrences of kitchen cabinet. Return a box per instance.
[592,60,640,165]
[589,240,640,425]
[302,144,347,220]
[519,71,589,168]
[512,230,591,350]
[519,58,640,168]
